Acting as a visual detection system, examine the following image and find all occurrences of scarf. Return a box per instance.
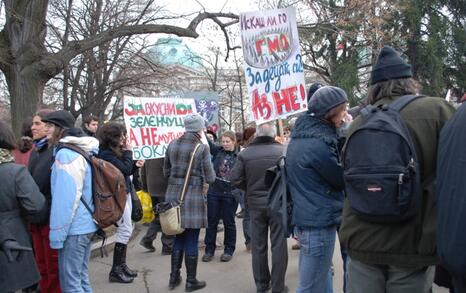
[0,148,14,164]
[34,136,49,150]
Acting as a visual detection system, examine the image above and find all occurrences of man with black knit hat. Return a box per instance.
[339,46,456,292]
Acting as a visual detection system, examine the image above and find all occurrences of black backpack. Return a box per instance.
[265,156,293,237]
[343,95,423,223]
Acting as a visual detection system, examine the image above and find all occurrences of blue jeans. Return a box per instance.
[58,233,94,293]
[295,226,336,293]
[173,229,200,256]
[204,195,237,255]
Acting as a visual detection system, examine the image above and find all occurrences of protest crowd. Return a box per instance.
[1,8,466,293]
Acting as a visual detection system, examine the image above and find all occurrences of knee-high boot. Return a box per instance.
[119,243,138,278]
[185,255,206,292]
[109,243,134,283]
[168,250,183,290]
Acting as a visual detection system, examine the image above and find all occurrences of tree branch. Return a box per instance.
[45,12,238,77]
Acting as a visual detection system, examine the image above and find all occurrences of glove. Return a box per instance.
[1,240,32,263]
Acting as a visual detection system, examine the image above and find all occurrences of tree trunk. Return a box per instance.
[6,67,47,135]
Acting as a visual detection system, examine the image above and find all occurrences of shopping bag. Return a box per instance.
[137,190,155,223]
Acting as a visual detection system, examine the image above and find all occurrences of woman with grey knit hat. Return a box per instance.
[286,86,348,293]
[163,113,216,291]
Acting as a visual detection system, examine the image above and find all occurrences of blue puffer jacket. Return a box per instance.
[286,114,345,228]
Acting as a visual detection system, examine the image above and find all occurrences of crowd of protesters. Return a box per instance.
[1,45,466,293]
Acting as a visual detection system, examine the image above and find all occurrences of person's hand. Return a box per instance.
[1,240,32,263]
[135,160,145,168]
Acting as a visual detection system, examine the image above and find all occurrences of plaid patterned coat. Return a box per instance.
[164,132,215,228]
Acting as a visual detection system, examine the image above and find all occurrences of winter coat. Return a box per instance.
[436,102,466,276]
[49,136,98,249]
[0,162,47,292]
[230,136,284,209]
[141,158,168,198]
[286,115,345,228]
[339,95,455,267]
[164,132,215,228]
[28,141,54,221]
[207,140,238,197]
[98,148,136,193]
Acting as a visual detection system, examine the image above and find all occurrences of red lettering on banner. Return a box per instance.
[251,89,272,120]
[140,128,152,145]
[129,128,139,146]
[272,86,300,115]
[255,39,265,56]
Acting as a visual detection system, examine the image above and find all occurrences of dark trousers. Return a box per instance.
[250,208,288,293]
[204,195,237,255]
[173,229,200,256]
[141,197,174,250]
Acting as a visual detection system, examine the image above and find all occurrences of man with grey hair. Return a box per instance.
[230,122,288,293]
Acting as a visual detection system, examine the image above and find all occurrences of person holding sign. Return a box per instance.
[202,130,240,263]
[97,122,144,284]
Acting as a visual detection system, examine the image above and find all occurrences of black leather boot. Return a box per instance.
[185,255,206,292]
[119,243,138,278]
[109,243,134,283]
[168,250,183,290]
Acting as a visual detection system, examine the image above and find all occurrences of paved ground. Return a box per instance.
[89,220,448,293]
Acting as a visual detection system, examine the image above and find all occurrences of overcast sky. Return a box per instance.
[155,0,261,66]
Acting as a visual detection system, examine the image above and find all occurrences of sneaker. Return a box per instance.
[201,253,214,262]
[220,253,232,262]
[139,239,155,252]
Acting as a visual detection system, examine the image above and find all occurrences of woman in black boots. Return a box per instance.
[164,114,216,291]
[97,122,144,283]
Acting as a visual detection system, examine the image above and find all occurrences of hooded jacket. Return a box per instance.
[286,114,345,228]
[339,95,455,267]
[49,136,98,249]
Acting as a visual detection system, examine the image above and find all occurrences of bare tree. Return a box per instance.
[0,0,238,134]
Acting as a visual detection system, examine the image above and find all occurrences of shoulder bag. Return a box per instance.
[157,143,201,235]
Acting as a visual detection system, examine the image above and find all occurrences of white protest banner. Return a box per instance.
[240,7,307,124]
[123,96,197,159]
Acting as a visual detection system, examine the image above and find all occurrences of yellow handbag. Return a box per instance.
[137,190,155,223]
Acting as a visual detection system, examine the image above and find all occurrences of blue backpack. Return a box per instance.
[343,95,423,223]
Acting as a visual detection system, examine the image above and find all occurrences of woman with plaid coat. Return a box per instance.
[164,113,215,292]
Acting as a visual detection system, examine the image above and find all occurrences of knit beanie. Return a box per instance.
[308,86,348,118]
[184,113,205,132]
[370,46,412,85]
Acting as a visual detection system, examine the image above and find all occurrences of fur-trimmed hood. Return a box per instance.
[291,114,338,146]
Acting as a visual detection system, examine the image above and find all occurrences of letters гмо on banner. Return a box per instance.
[123,96,197,160]
[240,7,307,124]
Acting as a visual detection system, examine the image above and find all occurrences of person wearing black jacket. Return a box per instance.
[436,101,466,292]
[97,122,144,284]
[202,131,239,263]
[28,109,62,293]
